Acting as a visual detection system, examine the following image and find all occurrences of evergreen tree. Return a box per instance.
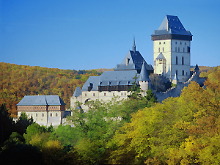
[0,104,15,145]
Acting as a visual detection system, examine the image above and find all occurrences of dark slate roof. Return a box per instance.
[151,15,192,36]
[82,70,138,91]
[17,95,66,106]
[114,50,153,71]
[138,63,150,81]
[194,64,199,71]
[73,87,82,97]
[156,53,165,60]
[82,76,100,91]
[100,70,137,85]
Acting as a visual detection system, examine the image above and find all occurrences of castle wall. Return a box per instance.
[70,91,130,112]
[155,71,200,102]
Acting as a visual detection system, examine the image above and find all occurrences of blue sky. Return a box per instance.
[1,0,220,70]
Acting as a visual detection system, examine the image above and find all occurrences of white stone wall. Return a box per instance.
[153,39,191,82]
[155,58,166,75]
[17,111,64,126]
[70,91,130,112]
[154,40,172,79]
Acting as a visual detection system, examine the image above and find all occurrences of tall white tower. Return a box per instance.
[151,15,192,82]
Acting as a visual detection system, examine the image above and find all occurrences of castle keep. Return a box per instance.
[151,15,192,82]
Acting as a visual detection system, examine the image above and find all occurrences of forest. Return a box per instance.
[0,64,220,164]
[0,62,112,117]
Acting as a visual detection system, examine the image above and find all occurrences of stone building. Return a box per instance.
[17,95,68,126]
[71,15,199,110]
[151,15,192,82]
[70,41,153,111]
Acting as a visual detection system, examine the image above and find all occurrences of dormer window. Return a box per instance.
[126,58,130,65]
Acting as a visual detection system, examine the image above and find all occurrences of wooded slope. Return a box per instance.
[0,62,108,117]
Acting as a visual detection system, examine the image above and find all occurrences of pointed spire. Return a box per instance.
[172,73,178,85]
[194,64,199,72]
[173,73,178,80]
[139,62,150,81]
[132,37,136,52]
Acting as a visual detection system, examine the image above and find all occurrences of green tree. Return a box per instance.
[15,113,34,135]
[0,104,15,145]
[23,123,47,143]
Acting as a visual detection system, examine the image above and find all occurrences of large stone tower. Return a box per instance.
[151,15,192,82]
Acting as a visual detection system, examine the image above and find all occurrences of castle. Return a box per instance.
[70,40,154,111]
[71,15,200,110]
[16,15,201,125]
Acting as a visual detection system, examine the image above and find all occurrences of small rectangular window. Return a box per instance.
[85,93,87,96]
[158,48,160,52]
[176,70,178,75]
[187,46,190,53]
[50,113,52,117]
[175,47,177,52]
[163,42,165,44]
[56,113,58,117]
[176,56,178,65]
[113,93,115,96]
[36,113,38,117]
[42,113,44,117]
[159,42,161,45]
[163,47,164,52]
[182,70,184,75]
[93,93,95,96]
[178,47,180,52]
[182,57,184,65]
[104,93,106,96]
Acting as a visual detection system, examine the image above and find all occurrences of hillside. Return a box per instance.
[190,65,214,78]
[0,62,112,117]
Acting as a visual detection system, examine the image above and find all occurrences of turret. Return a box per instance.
[172,73,178,85]
[138,63,150,93]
